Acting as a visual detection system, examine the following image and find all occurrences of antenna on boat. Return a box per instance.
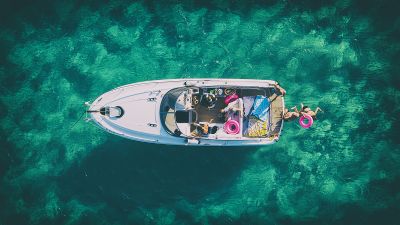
[66,109,87,135]
[64,101,93,136]
[84,101,95,121]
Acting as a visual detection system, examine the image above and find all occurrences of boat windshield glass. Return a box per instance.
[160,87,189,136]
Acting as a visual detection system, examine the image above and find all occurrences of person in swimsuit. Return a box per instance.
[191,119,214,137]
[191,123,209,137]
[292,103,323,119]
[220,98,243,117]
[283,107,300,121]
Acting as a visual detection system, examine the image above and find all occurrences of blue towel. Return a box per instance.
[251,95,270,121]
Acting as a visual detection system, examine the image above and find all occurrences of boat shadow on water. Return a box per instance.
[58,137,258,209]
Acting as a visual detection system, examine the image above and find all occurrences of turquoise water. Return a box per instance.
[1,0,399,224]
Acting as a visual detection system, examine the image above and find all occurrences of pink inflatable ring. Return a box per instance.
[224,120,240,134]
[299,114,313,129]
[224,93,239,105]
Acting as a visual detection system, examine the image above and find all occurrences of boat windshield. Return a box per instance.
[160,87,190,136]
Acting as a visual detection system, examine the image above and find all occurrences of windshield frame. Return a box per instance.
[160,87,192,137]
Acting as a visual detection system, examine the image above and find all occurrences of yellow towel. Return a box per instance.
[247,116,268,137]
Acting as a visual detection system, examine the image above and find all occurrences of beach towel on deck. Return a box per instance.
[243,115,268,137]
[250,95,270,121]
[243,96,255,117]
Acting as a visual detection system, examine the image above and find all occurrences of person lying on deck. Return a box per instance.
[220,98,243,117]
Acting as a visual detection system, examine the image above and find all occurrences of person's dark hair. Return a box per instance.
[210,126,218,134]
[302,105,309,110]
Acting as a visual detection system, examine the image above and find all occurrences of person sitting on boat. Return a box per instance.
[273,82,286,97]
[191,119,216,137]
[220,98,243,117]
[201,93,217,109]
[292,103,323,119]
[283,107,300,121]
[191,123,209,136]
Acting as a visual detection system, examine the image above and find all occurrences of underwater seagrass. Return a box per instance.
[0,0,399,224]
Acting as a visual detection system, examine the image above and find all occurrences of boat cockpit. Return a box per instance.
[160,86,275,140]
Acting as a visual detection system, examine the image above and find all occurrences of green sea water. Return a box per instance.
[0,0,399,224]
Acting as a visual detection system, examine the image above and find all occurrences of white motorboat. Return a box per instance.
[86,79,284,146]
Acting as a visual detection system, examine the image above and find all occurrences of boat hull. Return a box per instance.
[88,78,284,146]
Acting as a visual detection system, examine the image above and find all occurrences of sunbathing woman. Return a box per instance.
[296,103,323,119]
[220,98,243,117]
[283,106,300,121]
[191,119,215,137]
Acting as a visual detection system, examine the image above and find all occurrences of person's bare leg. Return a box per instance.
[193,123,203,129]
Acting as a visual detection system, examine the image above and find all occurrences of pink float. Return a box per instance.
[224,93,238,105]
[224,120,240,134]
[299,114,313,129]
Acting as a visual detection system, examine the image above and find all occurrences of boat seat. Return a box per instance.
[175,110,197,123]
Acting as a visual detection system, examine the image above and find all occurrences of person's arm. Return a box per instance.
[221,101,235,113]
[291,106,299,113]
[192,123,201,128]
[315,107,323,115]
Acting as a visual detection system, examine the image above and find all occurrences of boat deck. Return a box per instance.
[193,87,284,138]
[268,92,284,135]
[194,97,226,124]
